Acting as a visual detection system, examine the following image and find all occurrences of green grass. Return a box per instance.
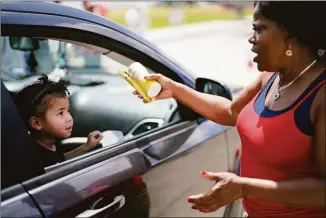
[107,5,253,29]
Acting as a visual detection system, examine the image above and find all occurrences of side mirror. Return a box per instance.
[196,77,233,101]
[9,37,40,51]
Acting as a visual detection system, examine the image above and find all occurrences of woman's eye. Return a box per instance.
[252,25,263,34]
[252,27,261,32]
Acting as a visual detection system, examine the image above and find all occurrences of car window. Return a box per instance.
[1,36,181,169]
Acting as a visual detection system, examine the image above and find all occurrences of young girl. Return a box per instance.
[16,75,103,167]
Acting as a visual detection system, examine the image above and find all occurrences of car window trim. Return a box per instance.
[1,184,27,202]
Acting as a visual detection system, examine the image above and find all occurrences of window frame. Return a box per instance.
[1,34,187,169]
[1,13,199,184]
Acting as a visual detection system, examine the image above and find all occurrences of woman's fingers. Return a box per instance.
[133,91,144,99]
[188,194,207,204]
[191,203,223,213]
[144,74,161,81]
[188,193,216,205]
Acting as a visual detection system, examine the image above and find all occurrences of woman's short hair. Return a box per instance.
[254,1,326,62]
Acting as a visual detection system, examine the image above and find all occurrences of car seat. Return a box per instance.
[1,82,45,189]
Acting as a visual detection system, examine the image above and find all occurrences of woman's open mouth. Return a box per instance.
[253,55,258,62]
[251,48,258,62]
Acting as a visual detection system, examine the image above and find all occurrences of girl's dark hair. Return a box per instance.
[17,75,70,131]
[254,1,326,62]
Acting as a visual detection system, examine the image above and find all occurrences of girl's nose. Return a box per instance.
[67,113,73,122]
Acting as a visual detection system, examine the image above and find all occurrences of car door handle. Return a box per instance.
[76,195,125,218]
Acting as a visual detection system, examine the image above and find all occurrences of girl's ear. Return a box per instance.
[29,116,43,131]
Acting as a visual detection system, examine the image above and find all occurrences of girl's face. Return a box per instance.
[35,97,73,139]
[248,5,290,72]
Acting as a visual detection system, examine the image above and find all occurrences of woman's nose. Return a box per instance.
[248,34,255,44]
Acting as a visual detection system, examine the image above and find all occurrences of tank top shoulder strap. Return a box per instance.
[293,71,326,110]
[254,72,278,107]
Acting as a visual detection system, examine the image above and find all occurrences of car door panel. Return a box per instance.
[1,184,44,218]
[141,120,230,217]
[224,127,242,173]
[143,120,227,164]
[143,123,196,160]
[133,119,229,217]
[23,150,150,218]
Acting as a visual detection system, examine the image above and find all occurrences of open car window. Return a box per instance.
[1,36,181,170]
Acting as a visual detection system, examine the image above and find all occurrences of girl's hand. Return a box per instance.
[85,130,103,149]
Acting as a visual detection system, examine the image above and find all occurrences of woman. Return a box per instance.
[134,2,325,217]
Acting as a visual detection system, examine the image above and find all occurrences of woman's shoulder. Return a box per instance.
[312,82,325,114]
[243,71,275,96]
[260,72,277,89]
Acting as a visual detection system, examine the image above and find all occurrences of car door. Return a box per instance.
[1,5,236,218]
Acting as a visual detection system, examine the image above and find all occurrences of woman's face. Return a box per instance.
[249,6,289,72]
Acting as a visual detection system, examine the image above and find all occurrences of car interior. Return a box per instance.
[1,36,183,171]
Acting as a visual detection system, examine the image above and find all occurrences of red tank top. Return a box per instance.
[237,72,326,217]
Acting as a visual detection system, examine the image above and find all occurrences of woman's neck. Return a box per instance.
[278,49,325,86]
[279,54,316,85]
[32,133,56,151]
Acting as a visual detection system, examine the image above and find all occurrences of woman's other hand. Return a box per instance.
[187,171,244,213]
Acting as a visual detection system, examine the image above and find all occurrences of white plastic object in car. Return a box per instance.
[61,130,125,147]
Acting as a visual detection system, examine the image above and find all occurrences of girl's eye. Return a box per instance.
[58,111,64,116]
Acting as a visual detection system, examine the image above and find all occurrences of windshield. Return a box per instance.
[1,37,58,81]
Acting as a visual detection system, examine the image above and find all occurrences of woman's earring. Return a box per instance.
[317,49,325,58]
[285,44,292,56]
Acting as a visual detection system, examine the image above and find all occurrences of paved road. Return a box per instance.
[145,18,260,92]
